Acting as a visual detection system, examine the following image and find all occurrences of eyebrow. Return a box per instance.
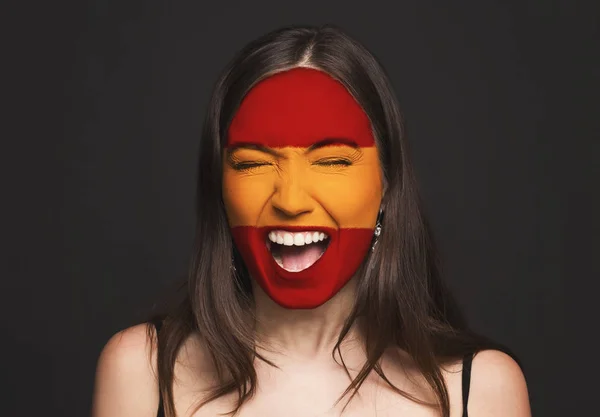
[227,143,283,157]
[307,138,360,151]
[227,138,360,156]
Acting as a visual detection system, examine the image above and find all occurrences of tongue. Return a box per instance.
[280,244,323,271]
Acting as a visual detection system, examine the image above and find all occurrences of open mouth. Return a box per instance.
[266,230,330,272]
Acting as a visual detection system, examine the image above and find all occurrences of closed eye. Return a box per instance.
[231,161,272,171]
[313,158,353,167]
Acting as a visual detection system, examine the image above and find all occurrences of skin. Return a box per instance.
[91,68,531,416]
[92,323,531,416]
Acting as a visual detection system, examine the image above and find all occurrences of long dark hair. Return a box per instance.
[150,24,516,417]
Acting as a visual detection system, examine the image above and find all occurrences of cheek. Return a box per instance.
[311,160,383,228]
[222,168,274,227]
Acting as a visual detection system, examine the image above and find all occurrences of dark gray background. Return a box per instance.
[4,0,594,416]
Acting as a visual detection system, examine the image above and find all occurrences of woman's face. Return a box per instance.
[222,68,384,309]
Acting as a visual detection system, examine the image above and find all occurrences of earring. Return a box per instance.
[371,208,384,252]
[231,256,237,272]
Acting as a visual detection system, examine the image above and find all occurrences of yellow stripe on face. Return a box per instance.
[222,145,383,229]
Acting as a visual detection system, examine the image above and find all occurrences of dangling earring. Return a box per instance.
[371,208,384,252]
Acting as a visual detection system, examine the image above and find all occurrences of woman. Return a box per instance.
[91,25,531,417]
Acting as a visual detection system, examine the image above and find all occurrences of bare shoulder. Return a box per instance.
[467,349,532,417]
[91,323,160,417]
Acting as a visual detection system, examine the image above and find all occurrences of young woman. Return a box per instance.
[91,25,531,417]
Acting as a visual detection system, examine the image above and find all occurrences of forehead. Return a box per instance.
[227,68,374,148]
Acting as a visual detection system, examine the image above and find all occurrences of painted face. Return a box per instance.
[223,68,383,309]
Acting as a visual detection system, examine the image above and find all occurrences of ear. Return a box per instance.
[379,184,387,212]
[381,177,388,200]
[375,206,385,225]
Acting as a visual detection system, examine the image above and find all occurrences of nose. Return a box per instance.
[270,173,314,219]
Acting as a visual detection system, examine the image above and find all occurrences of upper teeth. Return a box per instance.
[268,230,328,246]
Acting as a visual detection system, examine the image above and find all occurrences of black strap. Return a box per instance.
[462,353,474,417]
[150,318,165,417]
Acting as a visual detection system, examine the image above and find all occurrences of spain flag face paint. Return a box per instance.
[223,68,383,309]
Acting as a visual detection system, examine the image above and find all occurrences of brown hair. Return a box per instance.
[148,24,518,417]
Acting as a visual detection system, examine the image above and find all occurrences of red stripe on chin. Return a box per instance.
[230,226,373,309]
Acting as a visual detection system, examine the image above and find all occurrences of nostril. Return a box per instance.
[271,186,314,218]
[272,204,313,218]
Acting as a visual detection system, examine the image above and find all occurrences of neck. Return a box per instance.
[252,278,364,365]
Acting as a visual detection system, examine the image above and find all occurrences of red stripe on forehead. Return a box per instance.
[227,68,375,148]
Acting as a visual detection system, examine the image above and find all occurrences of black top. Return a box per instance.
[151,318,165,417]
[462,352,474,417]
[150,319,474,417]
